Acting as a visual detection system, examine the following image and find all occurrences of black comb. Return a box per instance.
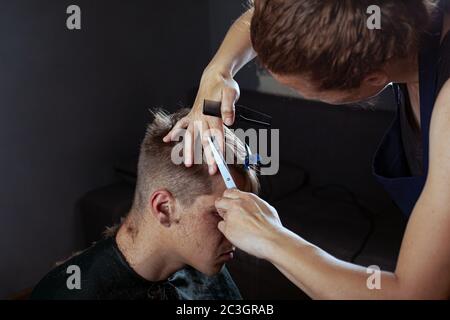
[203,99,272,127]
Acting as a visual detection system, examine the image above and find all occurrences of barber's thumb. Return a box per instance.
[217,221,226,234]
[221,93,237,126]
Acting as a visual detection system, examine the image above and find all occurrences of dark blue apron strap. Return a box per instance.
[372,6,445,217]
[419,3,445,174]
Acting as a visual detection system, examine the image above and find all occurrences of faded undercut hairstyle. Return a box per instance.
[132,108,259,213]
[250,0,439,90]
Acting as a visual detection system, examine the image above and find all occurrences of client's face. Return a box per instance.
[174,171,246,276]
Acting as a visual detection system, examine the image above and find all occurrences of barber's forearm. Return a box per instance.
[266,228,402,299]
[206,9,257,78]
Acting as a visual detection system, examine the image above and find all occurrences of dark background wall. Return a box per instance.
[0,0,211,298]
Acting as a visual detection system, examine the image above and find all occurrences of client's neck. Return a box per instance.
[115,211,185,282]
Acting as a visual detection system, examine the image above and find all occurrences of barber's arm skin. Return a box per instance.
[215,81,450,300]
[163,9,256,173]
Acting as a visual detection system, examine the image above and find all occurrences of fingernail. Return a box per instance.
[209,166,215,175]
[224,118,232,126]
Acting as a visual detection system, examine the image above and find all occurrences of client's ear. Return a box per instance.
[150,190,177,227]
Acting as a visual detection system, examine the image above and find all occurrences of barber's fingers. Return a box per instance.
[220,190,267,218]
[163,117,189,142]
[217,220,226,234]
[214,197,238,220]
[215,195,251,218]
[223,189,264,209]
[223,188,248,200]
[183,124,195,167]
[221,86,239,126]
[215,197,232,212]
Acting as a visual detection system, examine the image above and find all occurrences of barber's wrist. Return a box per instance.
[204,61,233,80]
[263,226,308,263]
[259,226,290,261]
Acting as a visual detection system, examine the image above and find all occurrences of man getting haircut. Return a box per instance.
[31,108,259,300]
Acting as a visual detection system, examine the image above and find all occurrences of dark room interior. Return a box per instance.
[1,0,449,305]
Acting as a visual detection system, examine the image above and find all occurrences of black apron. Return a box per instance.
[372,9,445,217]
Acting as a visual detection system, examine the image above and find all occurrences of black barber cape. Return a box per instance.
[30,237,241,300]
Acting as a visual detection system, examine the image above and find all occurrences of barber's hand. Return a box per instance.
[215,189,284,260]
[162,66,240,175]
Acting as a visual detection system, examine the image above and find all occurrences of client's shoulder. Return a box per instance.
[30,237,116,300]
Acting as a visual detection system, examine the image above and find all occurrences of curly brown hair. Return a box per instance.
[250,0,438,90]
